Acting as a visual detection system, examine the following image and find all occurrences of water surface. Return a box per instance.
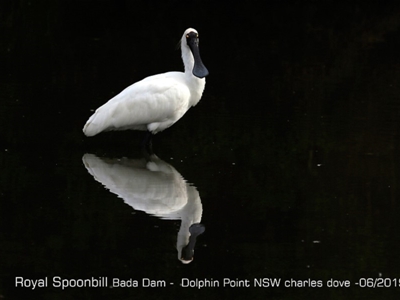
[1,2,400,299]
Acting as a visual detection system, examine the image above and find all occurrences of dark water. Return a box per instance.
[2,1,400,299]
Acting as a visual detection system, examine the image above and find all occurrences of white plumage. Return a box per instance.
[83,28,208,137]
[82,153,204,263]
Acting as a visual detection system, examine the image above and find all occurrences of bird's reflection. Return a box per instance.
[82,153,205,264]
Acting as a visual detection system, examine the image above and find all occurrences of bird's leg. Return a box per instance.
[140,131,154,155]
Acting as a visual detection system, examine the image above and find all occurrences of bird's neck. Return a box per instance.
[181,42,195,75]
[180,41,206,107]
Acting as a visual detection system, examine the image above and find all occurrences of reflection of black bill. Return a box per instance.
[181,223,206,262]
[187,37,209,78]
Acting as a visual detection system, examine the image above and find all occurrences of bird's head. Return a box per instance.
[181,28,209,79]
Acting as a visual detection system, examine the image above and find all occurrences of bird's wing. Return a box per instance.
[82,154,188,216]
[83,73,190,136]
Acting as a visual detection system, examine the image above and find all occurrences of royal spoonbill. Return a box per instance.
[82,153,205,263]
[83,28,209,142]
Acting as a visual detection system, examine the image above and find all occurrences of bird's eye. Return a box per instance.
[186,34,189,38]
[196,34,199,38]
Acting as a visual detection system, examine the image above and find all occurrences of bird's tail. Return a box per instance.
[83,113,103,137]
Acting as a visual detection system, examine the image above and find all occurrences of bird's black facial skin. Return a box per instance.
[186,32,199,45]
[186,32,209,78]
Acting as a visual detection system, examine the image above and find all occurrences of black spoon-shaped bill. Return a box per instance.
[186,32,209,79]
[181,223,205,262]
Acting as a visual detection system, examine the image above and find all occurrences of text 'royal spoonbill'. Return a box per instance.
[83,28,209,144]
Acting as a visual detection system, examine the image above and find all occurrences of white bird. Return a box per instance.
[82,153,205,263]
[83,28,209,139]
